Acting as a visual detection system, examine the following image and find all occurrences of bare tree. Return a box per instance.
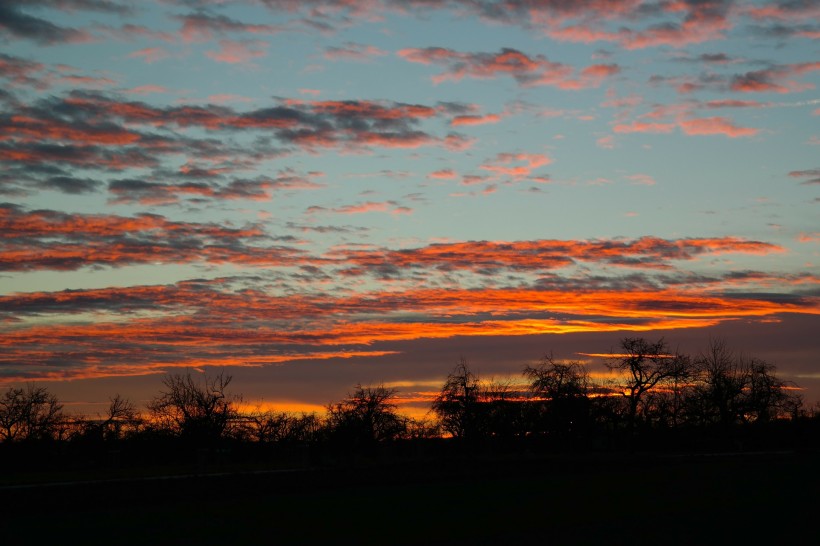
[148,371,238,441]
[237,408,321,443]
[326,384,407,444]
[432,358,481,440]
[524,355,589,401]
[524,355,591,437]
[99,394,141,440]
[690,338,744,428]
[690,339,797,428]
[403,416,441,440]
[607,337,689,434]
[0,385,64,442]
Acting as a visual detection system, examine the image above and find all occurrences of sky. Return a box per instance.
[1,0,819,417]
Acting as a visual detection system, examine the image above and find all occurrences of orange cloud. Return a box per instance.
[451,114,502,126]
[2,283,817,383]
[330,236,783,273]
[479,152,552,178]
[427,169,457,179]
[678,116,758,138]
[613,121,676,134]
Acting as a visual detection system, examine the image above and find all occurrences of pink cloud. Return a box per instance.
[730,63,820,94]
[557,63,621,90]
[443,134,475,151]
[543,1,731,50]
[177,13,282,43]
[613,121,676,134]
[205,40,268,64]
[398,47,618,89]
[329,201,410,215]
[207,94,254,104]
[125,85,168,95]
[461,175,490,186]
[601,94,643,109]
[596,135,615,149]
[704,100,768,109]
[678,116,759,138]
[743,4,820,21]
[127,47,169,64]
[626,174,656,186]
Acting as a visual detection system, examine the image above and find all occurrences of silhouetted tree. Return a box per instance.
[607,338,689,435]
[403,417,441,440]
[432,358,481,440]
[237,409,321,443]
[326,385,406,445]
[98,394,142,440]
[0,385,64,442]
[689,339,745,429]
[481,378,527,441]
[148,371,238,441]
[524,355,590,438]
[690,339,797,429]
[525,355,589,401]
[744,358,796,423]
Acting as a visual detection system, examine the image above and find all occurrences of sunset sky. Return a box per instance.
[1,0,819,416]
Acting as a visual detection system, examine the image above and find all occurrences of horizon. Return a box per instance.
[1,0,819,414]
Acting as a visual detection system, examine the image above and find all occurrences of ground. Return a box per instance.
[3,450,817,545]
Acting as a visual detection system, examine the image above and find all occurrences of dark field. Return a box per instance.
[3,451,818,545]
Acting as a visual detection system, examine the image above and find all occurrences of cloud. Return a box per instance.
[450,113,502,126]
[398,47,619,89]
[479,152,552,178]
[535,0,732,49]
[613,110,758,139]
[789,169,820,185]
[108,170,326,205]
[3,112,141,145]
[0,53,47,88]
[427,168,457,179]
[460,174,490,186]
[125,85,169,95]
[205,39,268,64]
[730,62,820,94]
[703,99,768,109]
[324,42,387,62]
[2,272,817,382]
[0,204,312,271]
[175,11,283,43]
[328,236,785,276]
[0,1,94,44]
[596,135,615,149]
[127,47,170,64]
[308,200,412,215]
[0,92,470,187]
[678,116,759,138]
[613,121,677,134]
[654,62,820,96]
[626,174,656,186]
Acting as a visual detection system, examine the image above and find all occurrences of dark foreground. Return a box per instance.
[3,450,818,545]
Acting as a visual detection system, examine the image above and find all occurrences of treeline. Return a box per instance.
[1,338,819,473]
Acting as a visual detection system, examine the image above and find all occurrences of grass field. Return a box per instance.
[3,451,818,545]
